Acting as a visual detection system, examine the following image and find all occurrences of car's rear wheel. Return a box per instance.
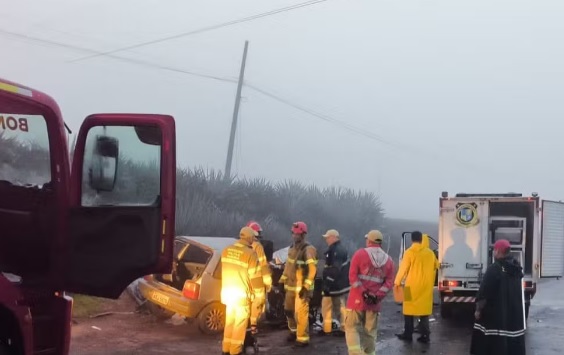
[198,302,226,335]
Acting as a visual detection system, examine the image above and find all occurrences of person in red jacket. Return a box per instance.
[344,230,395,355]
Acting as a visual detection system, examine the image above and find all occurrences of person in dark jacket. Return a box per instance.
[320,229,350,336]
[470,239,526,355]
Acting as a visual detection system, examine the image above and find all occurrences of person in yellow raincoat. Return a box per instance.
[394,231,438,343]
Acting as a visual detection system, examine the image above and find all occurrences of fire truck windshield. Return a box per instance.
[0,113,51,186]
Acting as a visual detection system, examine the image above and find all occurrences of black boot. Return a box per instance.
[396,333,413,341]
[417,335,430,344]
[293,341,309,348]
[286,332,297,342]
[332,330,345,337]
[397,315,414,341]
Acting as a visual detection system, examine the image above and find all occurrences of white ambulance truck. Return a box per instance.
[436,192,564,320]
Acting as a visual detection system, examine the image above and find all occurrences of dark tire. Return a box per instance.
[146,302,174,320]
[440,303,452,319]
[0,343,12,355]
[198,302,226,335]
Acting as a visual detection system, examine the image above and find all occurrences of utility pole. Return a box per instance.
[224,40,249,179]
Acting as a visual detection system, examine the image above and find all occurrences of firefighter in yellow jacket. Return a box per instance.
[394,231,438,343]
[246,221,273,333]
[221,226,265,355]
[279,221,317,347]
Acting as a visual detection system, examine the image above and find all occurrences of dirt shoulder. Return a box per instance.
[70,294,404,355]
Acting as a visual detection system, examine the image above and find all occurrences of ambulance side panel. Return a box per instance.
[439,198,487,280]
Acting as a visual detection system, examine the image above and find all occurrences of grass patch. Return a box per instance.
[71,294,105,318]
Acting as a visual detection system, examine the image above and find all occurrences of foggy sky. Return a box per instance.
[1,0,563,221]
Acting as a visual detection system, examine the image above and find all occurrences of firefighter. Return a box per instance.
[221,226,265,355]
[278,221,317,347]
[414,233,439,334]
[246,221,273,333]
[320,229,350,336]
[394,231,438,344]
[345,230,394,355]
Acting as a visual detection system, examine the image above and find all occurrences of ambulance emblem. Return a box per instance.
[455,203,479,227]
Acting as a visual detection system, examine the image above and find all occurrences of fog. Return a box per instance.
[2,0,564,222]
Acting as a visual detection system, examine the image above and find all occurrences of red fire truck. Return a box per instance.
[0,77,177,355]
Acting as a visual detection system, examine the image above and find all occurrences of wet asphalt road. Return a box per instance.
[255,279,564,355]
[375,279,564,355]
[70,279,564,354]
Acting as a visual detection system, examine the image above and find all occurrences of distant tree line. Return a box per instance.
[3,134,438,256]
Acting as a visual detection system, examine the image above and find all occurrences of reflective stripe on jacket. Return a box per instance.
[221,240,264,306]
[280,241,317,292]
[347,245,394,312]
[252,241,272,291]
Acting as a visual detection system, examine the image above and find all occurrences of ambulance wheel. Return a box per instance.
[440,303,452,319]
[198,302,226,335]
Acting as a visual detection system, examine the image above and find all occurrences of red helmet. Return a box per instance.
[246,221,263,237]
[291,221,308,235]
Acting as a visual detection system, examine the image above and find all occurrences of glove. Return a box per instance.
[322,287,331,296]
[362,291,380,305]
[299,287,311,300]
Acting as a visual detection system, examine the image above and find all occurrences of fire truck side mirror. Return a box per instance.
[87,135,119,192]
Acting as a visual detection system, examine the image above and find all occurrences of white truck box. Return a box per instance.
[400,192,564,320]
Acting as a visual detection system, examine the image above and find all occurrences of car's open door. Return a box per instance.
[399,232,410,264]
[64,114,176,298]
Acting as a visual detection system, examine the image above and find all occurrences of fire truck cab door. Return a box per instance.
[65,114,176,298]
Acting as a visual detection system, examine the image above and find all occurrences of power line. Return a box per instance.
[0,28,443,161]
[244,82,407,150]
[69,0,333,63]
[242,82,502,172]
[0,29,238,84]
[0,27,525,176]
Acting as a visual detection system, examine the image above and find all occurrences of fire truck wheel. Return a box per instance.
[198,302,226,335]
[0,343,11,355]
[440,303,452,319]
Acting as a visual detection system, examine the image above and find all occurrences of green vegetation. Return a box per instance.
[71,295,105,318]
[174,167,384,252]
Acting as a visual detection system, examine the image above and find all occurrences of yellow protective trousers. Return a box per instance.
[344,309,379,355]
[222,304,250,355]
[250,291,265,326]
[284,290,310,344]
[322,294,347,333]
